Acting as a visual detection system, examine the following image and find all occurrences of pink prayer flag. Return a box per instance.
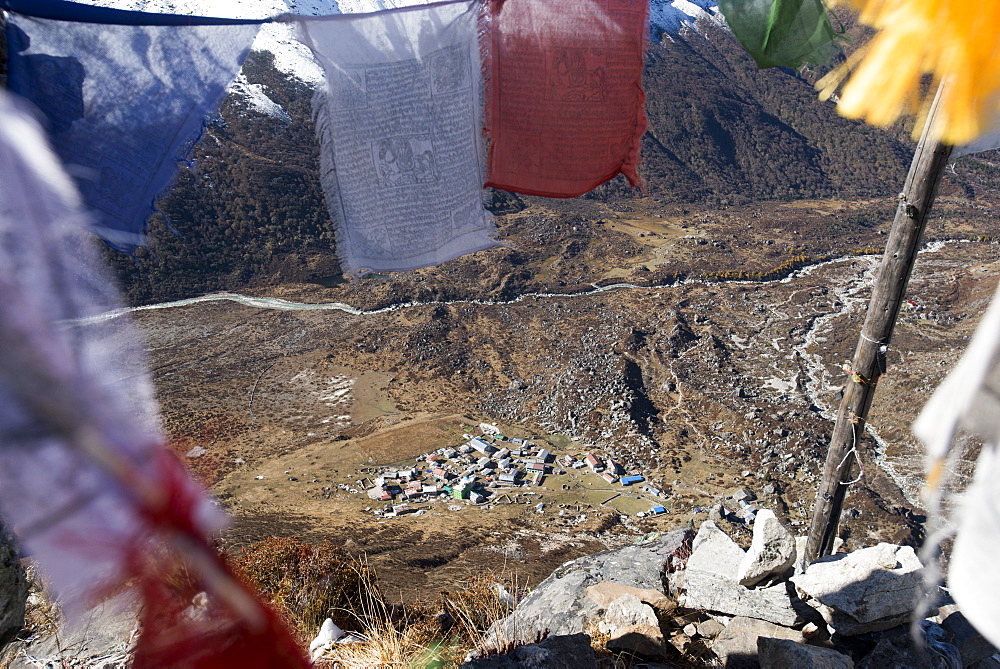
[484,0,648,197]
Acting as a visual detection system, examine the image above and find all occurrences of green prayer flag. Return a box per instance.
[718,0,841,69]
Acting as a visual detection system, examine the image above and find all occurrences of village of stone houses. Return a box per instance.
[348,422,740,522]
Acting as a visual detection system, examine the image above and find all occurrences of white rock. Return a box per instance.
[791,543,924,635]
[737,509,796,587]
[687,520,745,576]
[309,618,344,654]
[682,521,802,626]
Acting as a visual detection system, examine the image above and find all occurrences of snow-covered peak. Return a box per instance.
[74,0,723,97]
[649,0,721,37]
[82,0,291,19]
[79,0,432,83]
[71,0,434,119]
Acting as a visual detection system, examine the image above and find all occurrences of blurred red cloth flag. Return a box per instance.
[0,89,309,669]
[484,0,648,197]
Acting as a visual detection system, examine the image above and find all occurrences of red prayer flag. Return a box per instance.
[484,0,648,197]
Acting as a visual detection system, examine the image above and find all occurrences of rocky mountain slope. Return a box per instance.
[638,21,912,205]
[107,215,1000,600]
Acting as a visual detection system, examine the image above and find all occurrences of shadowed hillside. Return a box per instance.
[638,21,912,204]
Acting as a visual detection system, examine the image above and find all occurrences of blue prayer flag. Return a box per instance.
[5,14,258,252]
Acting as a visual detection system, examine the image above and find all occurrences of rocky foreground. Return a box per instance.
[457,514,998,668]
[3,506,999,667]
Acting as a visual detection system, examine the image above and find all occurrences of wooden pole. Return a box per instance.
[804,87,953,562]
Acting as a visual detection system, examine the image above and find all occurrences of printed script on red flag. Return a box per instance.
[484,0,648,197]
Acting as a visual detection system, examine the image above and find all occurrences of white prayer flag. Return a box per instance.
[953,127,1000,159]
[299,0,496,277]
[914,280,1000,649]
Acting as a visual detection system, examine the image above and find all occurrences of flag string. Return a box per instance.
[0,0,275,26]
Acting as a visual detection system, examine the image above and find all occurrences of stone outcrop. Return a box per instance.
[681,521,804,626]
[482,530,690,645]
[738,509,796,587]
[792,543,925,636]
[475,517,971,668]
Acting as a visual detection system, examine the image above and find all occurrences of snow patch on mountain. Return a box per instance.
[82,0,282,18]
[229,74,293,121]
[80,0,431,83]
[649,0,721,39]
[253,24,325,83]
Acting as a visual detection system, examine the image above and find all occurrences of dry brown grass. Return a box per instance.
[14,563,59,639]
[315,609,440,668]
[234,537,381,642]
[317,568,524,668]
[233,536,528,667]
